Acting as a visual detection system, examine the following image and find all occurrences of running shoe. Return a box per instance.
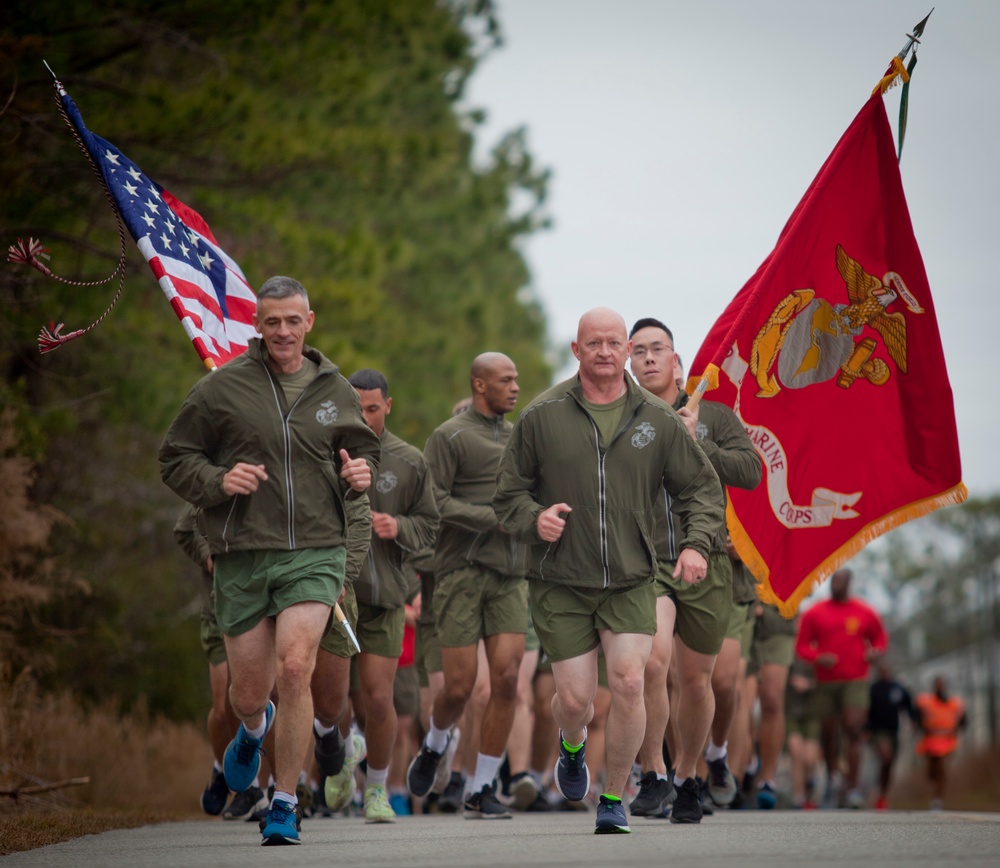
[437,772,465,813]
[698,777,715,815]
[669,778,703,824]
[706,757,737,806]
[407,729,456,798]
[261,799,300,846]
[433,728,461,794]
[464,783,513,819]
[364,784,396,823]
[554,731,590,802]
[845,788,866,810]
[595,795,630,834]
[757,780,778,810]
[628,771,674,817]
[526,791,554,812]
[201,767,230,816]
[223,700,275,793]
[222,784,268,820]
[313,724,346,778]
[325,731,367,811]
[508,772,540,811]
[388,791,412,816]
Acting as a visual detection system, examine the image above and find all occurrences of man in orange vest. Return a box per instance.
[914,675,966,810]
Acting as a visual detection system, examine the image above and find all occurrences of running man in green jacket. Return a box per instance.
[406,353,527,820]
[160,276,380,846]
[494,308,725,834]
[629,317,761,823]
[341,368,439,823]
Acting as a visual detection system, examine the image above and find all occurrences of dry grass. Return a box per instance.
[1,670,210,855]
[890,744,1000,812]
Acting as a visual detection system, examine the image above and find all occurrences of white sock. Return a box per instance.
[213,760,222,773]
[469,753,503,795]
[271,790,297,808]
[656,772,671,783]
[313,718,339,738]
[426,718,452,754]
[366,766,388,788]
[245,714,267,741]
[529,768,546,788]
[673,774,690,789]
[705,741,727,762]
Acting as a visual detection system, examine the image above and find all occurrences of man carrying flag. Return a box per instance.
[686,51,967,615]
[160,276,380,846]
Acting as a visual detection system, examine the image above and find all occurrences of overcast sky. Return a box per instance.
[464,0,999,497]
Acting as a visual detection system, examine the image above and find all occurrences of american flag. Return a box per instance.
[60,86,257,369]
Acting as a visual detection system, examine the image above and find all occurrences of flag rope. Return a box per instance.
[5,71,130,354]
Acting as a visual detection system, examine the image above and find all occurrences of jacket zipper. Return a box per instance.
[591,407,641,588]
[263,363,328,551]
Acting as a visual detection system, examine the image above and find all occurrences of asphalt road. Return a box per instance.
[7,809,1000,868]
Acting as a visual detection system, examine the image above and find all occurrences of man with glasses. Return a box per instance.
[627,317,761,824]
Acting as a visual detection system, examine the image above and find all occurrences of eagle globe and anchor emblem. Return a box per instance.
[631,422,656,449]
[376,470,398,494]
[749,245,923,398]
[315,401,338,426]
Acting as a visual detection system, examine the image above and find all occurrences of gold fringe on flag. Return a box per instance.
[729,480,969,619]
[872,56,910,96]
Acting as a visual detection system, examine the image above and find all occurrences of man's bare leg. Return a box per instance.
[599,630,654,797]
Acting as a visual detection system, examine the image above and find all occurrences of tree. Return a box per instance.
[0,0,553,717]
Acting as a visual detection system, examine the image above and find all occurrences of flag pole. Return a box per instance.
[334,602,361,654]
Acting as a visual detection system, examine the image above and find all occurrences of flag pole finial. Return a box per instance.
[42,59,66,95]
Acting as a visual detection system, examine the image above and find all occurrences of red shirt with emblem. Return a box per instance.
[795,597,887,682]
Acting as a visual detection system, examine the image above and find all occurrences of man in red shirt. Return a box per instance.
[795,569,887,808]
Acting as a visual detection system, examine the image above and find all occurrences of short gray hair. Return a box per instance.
[257,275,309,307]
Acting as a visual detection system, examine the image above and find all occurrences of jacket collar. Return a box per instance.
[247,337,339,375]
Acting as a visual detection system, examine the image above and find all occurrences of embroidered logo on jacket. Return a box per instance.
[696,422,709,441]
[376,470,398,494]
[316,401,338,425]
[631,422,656,449]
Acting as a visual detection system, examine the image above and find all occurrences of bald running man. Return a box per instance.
[494,309,724,834]
[406,353,528,820]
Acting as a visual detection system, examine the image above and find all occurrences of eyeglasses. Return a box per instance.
[631,342,673,361]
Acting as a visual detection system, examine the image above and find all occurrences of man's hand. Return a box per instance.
[222,462,268,496]
[537,503,572,543]
[816,652,838,669]
[340,449,372,492]
[673,547,708,584]
[372,511,399,540]
[676,404,699,440]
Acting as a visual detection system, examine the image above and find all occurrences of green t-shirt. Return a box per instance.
[275,356,319,404]
[580,392,627,448]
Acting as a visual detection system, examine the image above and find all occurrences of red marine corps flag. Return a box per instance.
[687,28,968,616]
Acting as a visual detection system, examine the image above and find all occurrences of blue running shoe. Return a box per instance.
[261,799,300,846]
[595,795,630,834]
[757,781,778,810]
[554,731,590,802]
[224,700,275,794]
